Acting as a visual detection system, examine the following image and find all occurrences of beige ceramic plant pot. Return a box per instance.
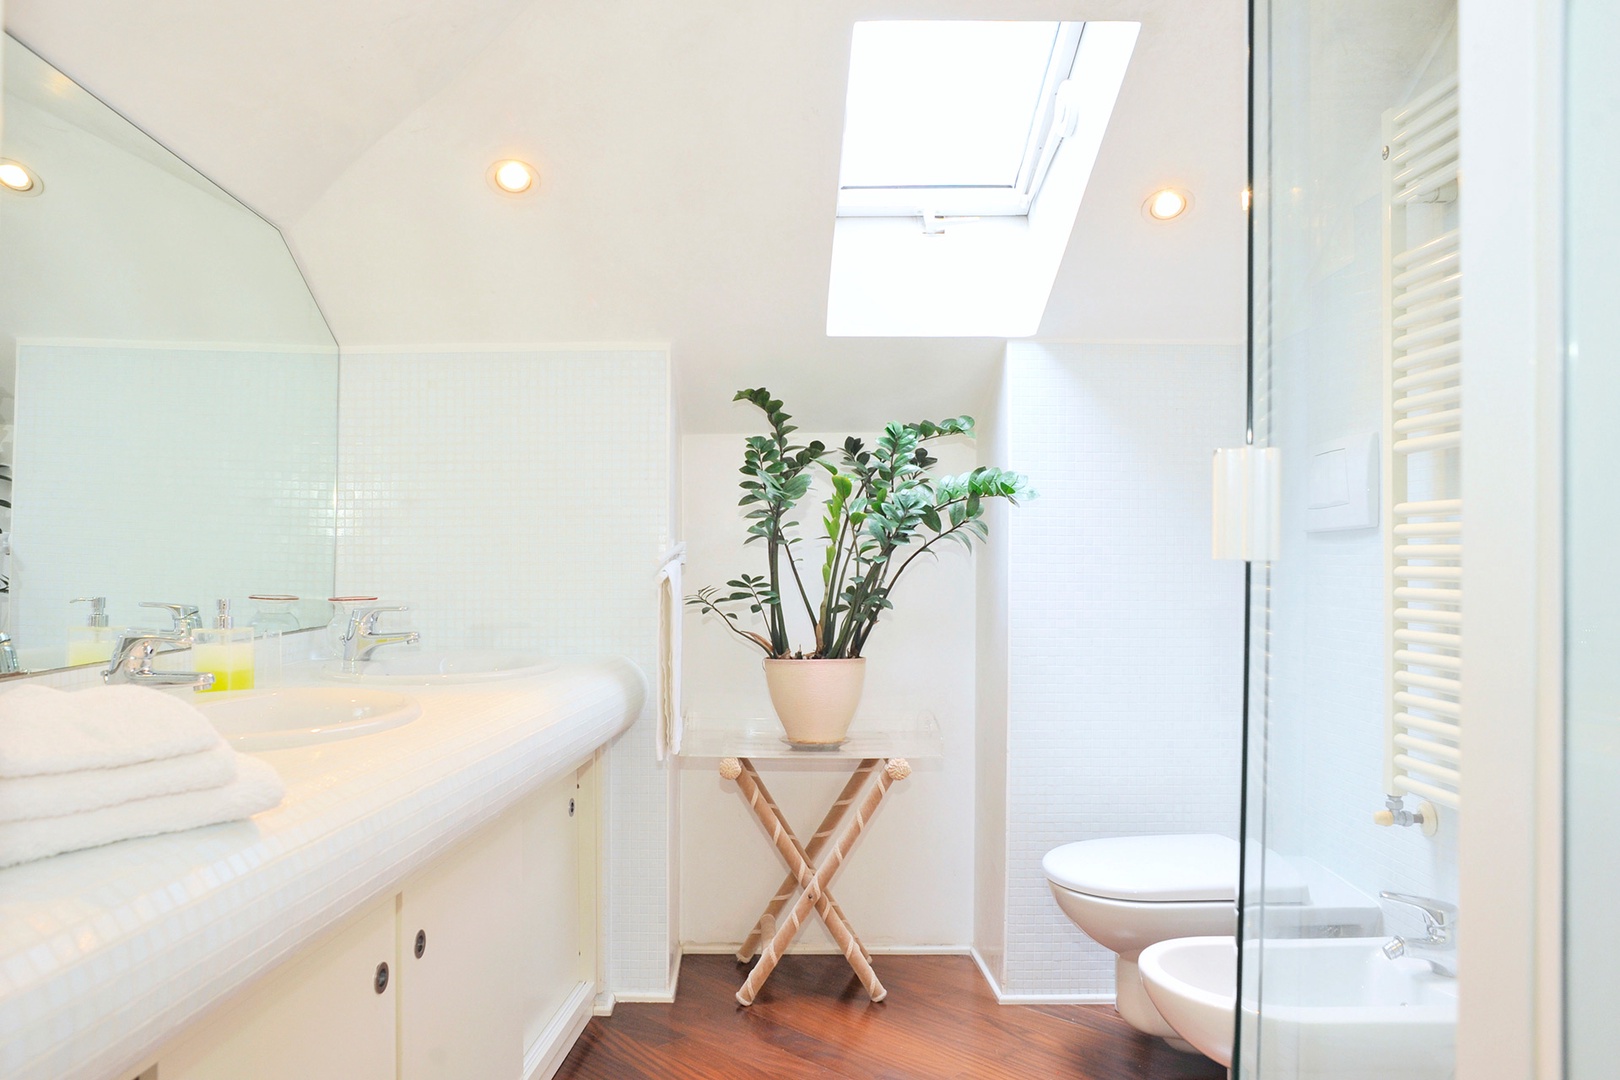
[762,658,867,745]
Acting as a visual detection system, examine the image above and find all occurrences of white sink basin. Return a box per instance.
[321,648,551,685]
[1140,936,1456,1079]
[198,687,422,750]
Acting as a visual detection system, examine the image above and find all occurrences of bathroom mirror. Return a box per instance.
[0,34,339,673]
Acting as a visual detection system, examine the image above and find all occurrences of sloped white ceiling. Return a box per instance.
[6,0,536,224]
[7,0,1247,431]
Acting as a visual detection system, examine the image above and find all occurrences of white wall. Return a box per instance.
[973,374,1011,986]
[993,341,1247,998]
[678,430,978,951]
[10,343,338,663]
[334,347,675,997]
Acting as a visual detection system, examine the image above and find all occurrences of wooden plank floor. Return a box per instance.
[556,954,1227,1080]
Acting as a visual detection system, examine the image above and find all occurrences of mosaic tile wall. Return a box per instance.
[335,347,674,996]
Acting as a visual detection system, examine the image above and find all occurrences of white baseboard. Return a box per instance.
[969,947,1115,1006]
[600,950,975,1013]
[523,981,596,1080]
[680,942,972,957]
[969,946,1006,1000]
[606,958,682,1006]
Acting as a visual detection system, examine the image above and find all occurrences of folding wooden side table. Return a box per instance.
[680,716,943,1006]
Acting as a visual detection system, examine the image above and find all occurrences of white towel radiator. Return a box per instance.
[1380,74,1462,818]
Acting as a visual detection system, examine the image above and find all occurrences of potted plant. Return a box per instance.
[688,388,1031,745]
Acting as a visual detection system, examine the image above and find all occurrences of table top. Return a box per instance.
[678,714,942,761]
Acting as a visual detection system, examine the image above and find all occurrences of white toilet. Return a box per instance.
[1044,834,1384,1052]
[1043,834,1243,1049]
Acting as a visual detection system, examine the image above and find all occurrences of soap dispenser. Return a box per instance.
[193,599,254,692]
[67,597,120,665]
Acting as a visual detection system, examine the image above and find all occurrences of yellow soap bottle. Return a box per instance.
[193,599,254,692]
[66,596,121,666]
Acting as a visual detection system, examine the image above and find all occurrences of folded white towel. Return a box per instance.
[0,753,285,868]
[0,684,224,778]
[0,742,238,824]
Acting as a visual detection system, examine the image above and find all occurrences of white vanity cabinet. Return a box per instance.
[155,898,398,1080]
[397,802,525,1079]
[151,762,594,1080]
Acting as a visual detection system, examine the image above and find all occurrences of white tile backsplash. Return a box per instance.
[996,342,1247,996]
[334,347,674,996]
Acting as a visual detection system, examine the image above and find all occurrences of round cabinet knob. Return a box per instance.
[374,961,390,994]
[415,929,427,958]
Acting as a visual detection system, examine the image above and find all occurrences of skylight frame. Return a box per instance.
[835,21,1087,220]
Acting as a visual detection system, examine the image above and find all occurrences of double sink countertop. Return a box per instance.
[0,658,645,1080]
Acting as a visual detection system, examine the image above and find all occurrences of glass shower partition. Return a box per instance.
[1239,3,1462,1078]
[1563,0,1619,1075]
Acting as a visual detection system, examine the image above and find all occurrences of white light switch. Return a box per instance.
[1305,433,1378,532]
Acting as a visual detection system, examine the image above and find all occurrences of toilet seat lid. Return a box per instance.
[1044,834,1247,903]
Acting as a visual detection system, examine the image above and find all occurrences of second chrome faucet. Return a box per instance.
[337,604,421,663]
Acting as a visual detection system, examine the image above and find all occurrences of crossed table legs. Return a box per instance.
[719,754,912,1006]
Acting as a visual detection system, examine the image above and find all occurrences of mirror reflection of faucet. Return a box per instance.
[142,602,202,636]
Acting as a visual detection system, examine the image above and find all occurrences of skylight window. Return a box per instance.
[826,20,1140,336]
[837,21,1086,219]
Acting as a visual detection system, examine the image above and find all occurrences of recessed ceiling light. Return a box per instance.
[0,160,42,195]
[1144,187,1189,221]
[489,159,536,195]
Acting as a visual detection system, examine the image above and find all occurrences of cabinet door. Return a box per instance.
[520,769,585,1050]
[399,811,524,1080]
[159,900,396,1080]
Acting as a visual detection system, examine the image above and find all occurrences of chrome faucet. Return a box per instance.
[0,633,19,674]
[1380,891,1457,976]
[340,604,421,663]
[103,633,214,690]
[103,602,213,689]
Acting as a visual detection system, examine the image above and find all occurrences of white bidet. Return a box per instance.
[1139,936,1458,1080]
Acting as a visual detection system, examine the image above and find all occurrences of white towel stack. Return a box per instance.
[0,684,286,869]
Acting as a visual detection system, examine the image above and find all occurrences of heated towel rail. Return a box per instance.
[1380,74,1462,817]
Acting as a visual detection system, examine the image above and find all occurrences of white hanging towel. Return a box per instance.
[655,543,686,760]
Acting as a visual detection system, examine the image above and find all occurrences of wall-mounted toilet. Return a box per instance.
[1043,834,1245,1049]
[1044,834,1383,1051]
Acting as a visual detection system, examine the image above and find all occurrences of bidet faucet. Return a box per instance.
[1379,891,1457,977]
[340,605,421,663]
